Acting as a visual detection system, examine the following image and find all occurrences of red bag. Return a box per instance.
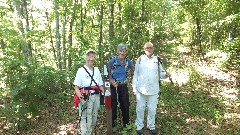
[73,95,80,107]
[73,85,100,107]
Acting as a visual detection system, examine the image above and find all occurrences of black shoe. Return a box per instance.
[136,129,143,135]
[148,128,157,135]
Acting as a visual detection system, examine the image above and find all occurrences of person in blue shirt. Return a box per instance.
[107,43,134,128]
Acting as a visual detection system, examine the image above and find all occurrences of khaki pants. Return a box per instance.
[79,94,100,135]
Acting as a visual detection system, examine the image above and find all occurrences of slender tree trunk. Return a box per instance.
[141,0,145,22]
[77,0,86,54]
[109,1,114,41]
[23,0,32,59]
[1,39,5,54]
[118,3,122,36]
[126,1,132,55]
[99,4,104,63]
[68,0,78,69]
[159,1,167,29]
[62,4,67,69]
[13,0,31,61]
[68,17,73,69]
[99,4,103,45]
[80,0,86,34]
[195,17,204,61]
[139,0,145,56]
[54,0,61,69]
[45,11,57,62]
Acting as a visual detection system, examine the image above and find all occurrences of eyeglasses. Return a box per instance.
[144,47,153,49]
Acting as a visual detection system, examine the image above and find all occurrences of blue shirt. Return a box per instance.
[108,56,133,81]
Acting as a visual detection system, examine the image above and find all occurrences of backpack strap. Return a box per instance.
[110,55,129,80]
[138,55,162,84]
[157,56,161,84]
[82,66,98,87]
[138,55,144,64]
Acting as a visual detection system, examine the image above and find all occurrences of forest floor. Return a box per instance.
[1,56,240,135]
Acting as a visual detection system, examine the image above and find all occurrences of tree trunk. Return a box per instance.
[68,0,78,69]
[99,4,104,63]
[1,39,5,54]
[23,0,32,59]
[109,2,114,41]
[195,17,204,61]
[141,0,145,22]
[62,4,67,69]
[54,0,61,69]
[118,3,122,36]
[45,11,57,62]
[13,0,31,61]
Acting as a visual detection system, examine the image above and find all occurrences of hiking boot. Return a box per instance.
[148,128,157,135]
[136,129,143,135]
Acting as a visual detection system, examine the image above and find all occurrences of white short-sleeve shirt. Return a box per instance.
[73,65,103,88]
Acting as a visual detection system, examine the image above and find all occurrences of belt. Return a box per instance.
[90,93,99,95]
[90,90,101,95]
[117,80,128,84]
[117,80,128,85]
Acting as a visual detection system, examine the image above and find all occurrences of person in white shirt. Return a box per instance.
[132,42,171,135]
[73,49,104,135]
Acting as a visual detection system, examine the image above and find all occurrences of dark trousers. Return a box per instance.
[110,84,129,127]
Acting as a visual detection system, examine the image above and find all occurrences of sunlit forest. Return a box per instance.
[0,0,239,134]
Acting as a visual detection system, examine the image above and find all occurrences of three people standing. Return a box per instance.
[73,42,170,135]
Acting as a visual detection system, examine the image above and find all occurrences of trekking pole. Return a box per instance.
[76,101,84,135]
[162,62,174,84]
[115,80,122,126]
[75,90,89,135]
[157,57,174,84]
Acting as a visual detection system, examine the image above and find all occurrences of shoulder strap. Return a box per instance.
[82,66,98,86]
[157,56,163,65]
[110,56,129,79]
[111,55,129,68]
[156,56,161,85]
[110,55,117,68]
[125,57,129,70]
[138,55,144,64]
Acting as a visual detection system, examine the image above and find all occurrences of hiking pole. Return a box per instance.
[75,90,89,135]
[158,58,174,85]
[162,63,173,84]
[115,80,122,127]
[116,81,120,125]
[76,101,84,135]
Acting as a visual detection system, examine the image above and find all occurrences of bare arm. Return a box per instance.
[74,85,81,98]
[107,63,118,87]
[99,85,104,92]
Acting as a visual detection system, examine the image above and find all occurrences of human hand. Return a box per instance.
[110,79,118,87]
[81,98,87,105]
[99,86,105,92]
[78,95,86,105]
[133,89,137,96]
[165,72,171,77]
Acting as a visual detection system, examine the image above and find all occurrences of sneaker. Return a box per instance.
[136,129,143,135]
[148,128,157,135]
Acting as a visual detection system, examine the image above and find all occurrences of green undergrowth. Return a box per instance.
[1,64,239,135]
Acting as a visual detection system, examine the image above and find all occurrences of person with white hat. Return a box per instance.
[73,49,104,135]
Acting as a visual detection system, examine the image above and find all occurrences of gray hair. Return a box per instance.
[117,43,128,52]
